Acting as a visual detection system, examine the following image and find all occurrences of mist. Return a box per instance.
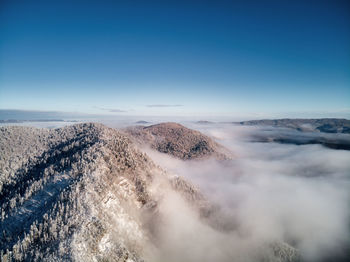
[143,123,350,262]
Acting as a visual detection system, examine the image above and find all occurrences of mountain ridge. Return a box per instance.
[125,122,233,160]
[235,118,350,133]
[0,123,300,262]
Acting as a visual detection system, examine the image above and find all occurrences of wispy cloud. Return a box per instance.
[108,109,127,113]
[94,106,128,113]
[146,104,183,108]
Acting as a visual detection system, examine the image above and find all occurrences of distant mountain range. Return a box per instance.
[0,119,76,123]
[234,118,350,150]
[235,118,350,134]
[135,120,150,124]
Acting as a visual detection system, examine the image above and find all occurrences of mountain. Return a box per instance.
[0,119,65,123]
[125,122,232,160]
[236,118,350,134]
[135,121,150,124]
[195,120,213,124]
[234,118,350,150]
[0,123,299,262]
[250,131,350,150]
[0,123,213,261]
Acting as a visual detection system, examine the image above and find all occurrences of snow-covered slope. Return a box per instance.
[0,123,300,262]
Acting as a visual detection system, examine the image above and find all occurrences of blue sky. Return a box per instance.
[0,0,349,118]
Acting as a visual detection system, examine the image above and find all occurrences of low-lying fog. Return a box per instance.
[145,123,350,262]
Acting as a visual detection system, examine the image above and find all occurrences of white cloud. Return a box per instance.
[143,123,350,262]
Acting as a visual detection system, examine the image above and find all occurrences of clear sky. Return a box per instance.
[0,0,349,118]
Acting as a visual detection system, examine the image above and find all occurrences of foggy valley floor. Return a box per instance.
[0,120,349,262]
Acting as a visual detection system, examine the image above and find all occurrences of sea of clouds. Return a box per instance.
[143,123,350,262]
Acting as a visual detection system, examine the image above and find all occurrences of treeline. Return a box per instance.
[1,182,86,261]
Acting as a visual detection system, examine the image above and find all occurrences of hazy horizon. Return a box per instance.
[1,109,350,124]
